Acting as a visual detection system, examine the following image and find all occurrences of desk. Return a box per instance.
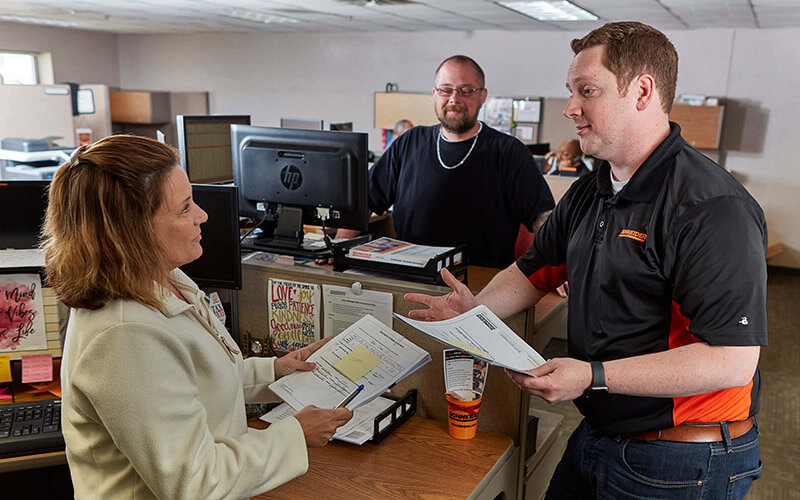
[252,416,516,500]
[0,450,65,473]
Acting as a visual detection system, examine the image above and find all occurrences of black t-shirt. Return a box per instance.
[517,123,768,435]
[369,123,554,268]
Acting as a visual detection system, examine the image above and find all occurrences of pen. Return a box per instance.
[335,384,364,409]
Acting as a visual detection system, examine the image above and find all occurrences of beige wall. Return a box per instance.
[0,21,796,267]
[0,21,120,86]
[114,27,800,268]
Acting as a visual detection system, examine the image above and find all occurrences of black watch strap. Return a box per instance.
[590,361,608,392]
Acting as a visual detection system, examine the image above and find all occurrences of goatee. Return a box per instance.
[437,105,477,135]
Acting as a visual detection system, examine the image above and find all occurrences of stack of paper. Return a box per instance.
[268,314,430,411]
[395,305,546,376]
[261,396,396,445]
[0,249,45,268]
[347,237,455,268]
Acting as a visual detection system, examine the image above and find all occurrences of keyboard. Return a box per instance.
[0,399,64,459]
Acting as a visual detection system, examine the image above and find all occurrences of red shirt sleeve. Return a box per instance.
[527,263,567,292]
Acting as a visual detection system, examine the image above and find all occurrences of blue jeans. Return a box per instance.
[545,418,762,500]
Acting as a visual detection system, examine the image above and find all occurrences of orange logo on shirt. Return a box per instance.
[619,229,647,243]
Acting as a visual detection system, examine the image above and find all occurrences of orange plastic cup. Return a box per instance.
[446,392,482,440]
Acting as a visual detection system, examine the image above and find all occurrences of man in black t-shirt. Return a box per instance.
[406,24,766,499]
[338,55,554,269]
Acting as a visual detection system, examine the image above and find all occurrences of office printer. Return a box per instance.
[0,137,71,180]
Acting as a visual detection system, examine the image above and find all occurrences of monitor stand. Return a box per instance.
[241,207,332,259]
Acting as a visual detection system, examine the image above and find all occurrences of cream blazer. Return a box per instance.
[61,269,307,499]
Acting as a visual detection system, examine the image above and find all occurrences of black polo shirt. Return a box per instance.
[517,123,768,435]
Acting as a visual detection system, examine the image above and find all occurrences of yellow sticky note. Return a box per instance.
[0,355,12,383]
[444,338,494,361]
[333,345,381,382]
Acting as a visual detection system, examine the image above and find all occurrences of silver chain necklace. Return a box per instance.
[436,122,483,170]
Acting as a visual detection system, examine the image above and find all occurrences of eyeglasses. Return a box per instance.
[434,86,484,98]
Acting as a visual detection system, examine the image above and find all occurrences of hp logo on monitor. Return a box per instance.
[280,165,302,190]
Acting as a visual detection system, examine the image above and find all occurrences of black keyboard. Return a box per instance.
[0,399,64,459]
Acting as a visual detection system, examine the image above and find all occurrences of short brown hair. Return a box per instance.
[571,21,678,113]
[42,135,179,310]
[435,55,486,88]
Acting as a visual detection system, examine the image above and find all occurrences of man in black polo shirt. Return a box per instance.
[336,55,554,269]
[406,22,766,499]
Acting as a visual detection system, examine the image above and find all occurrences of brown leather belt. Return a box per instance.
[629,417,754,443]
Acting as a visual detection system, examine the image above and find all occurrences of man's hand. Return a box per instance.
[556,281,569,298]
[404,268,477,321]
[274,336,333,379]
[294,406,353,447]
[505,358,592,404]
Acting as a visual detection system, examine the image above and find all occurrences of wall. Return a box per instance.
[0,21,120,86]
[114,27,800,268]
[0,24,789,267]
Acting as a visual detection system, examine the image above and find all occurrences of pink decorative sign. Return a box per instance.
[0,274,48,352]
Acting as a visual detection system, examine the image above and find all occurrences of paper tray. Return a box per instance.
[372,389,417,444]
[332,235,468,286]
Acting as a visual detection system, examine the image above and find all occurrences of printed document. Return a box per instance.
[262,396,396,445]
[348,237,458,268]
[268,314,430,411]
[395,305,546,376]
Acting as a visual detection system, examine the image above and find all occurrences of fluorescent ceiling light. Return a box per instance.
[498,1,598,21]
[0,15,76,28]
[223,9,301,25]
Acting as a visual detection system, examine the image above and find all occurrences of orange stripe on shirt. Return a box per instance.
[669,301,754,424]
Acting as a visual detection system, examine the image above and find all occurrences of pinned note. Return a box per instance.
[0,355,11,383]
[333,344,381,382]
[21,353,53,384]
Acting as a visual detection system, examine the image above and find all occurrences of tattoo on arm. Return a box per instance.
[533,210,552,234]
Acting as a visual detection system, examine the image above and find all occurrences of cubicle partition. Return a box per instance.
[239,258,549,498]
[240,258,535,440]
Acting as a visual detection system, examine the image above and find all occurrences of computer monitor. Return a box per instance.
[179,184,242,290]
[231,125,368,258]
[526,143,550,155]
[330,122,353,132]
[176,115,251,184]
[280,117,324,130]
[0,180,50,249]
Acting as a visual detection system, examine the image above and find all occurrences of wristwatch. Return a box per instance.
[590,361,609,392]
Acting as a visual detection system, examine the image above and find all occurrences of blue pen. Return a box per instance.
[336,384,364,408]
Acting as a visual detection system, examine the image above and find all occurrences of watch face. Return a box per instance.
[250,339,263,355]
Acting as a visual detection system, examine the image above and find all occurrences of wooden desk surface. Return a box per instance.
[253,416,514,500]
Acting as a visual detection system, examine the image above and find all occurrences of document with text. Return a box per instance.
[394,305,546,376]
[268,314,430,411]
[348,236,457,268]
[262,396,396,445]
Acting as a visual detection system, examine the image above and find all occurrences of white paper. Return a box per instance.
[515,99,541,123]
[322,283,393,336]
[261,396,396,445]
[268,314,430,411]
[395,305,546,376]
[347,237,454,268]
[443,349,488,400]
[0,249,45,268]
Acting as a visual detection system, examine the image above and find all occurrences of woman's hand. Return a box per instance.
[274,337,333,380]
[294,406,353,447]
[404,268,477,321]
